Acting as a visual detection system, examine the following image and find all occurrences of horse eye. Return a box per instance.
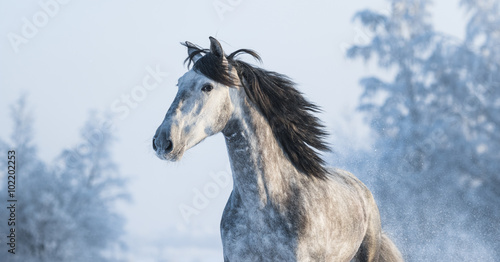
[201,84,213,92]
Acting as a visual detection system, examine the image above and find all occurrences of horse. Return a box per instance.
[152,37,403,262]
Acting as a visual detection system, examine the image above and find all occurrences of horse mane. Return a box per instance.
[182,42,331,179]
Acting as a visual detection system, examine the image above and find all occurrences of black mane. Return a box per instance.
[182,41,331,179]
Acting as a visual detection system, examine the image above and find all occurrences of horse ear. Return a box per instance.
[185,41,202,64]
[209,37,227,63]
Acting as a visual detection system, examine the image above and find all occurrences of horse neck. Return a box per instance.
[222,91,304,209]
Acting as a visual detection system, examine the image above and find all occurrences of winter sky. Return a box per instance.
[0,1,465,261]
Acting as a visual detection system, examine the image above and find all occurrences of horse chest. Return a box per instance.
[220,184,369,262]
[221,194,299,261]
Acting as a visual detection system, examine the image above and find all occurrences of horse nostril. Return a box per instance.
[152,137,157,151]
[166,140,173,152]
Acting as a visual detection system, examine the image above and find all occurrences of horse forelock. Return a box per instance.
[182,40,331,179]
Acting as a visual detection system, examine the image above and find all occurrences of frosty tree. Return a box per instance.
[0,97,129,262]
[347,0,500,260]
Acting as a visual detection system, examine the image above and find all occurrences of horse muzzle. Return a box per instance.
[152,131,182,161]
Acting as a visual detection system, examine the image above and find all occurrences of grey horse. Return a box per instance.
[153,37,403,262]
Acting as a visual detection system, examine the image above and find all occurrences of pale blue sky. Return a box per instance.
[0,1,464,261]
